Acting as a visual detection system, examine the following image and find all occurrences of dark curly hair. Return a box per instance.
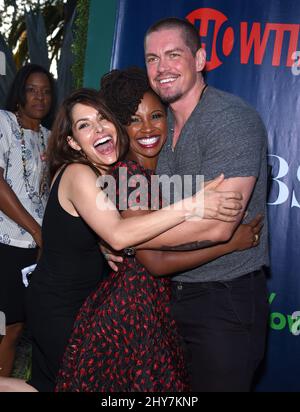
[100,66,159,126]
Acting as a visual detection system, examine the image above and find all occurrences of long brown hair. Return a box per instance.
[47,88,129,181]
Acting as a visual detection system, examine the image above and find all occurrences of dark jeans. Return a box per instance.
[171,270,269,392]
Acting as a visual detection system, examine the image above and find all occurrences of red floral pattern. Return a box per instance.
[55,161,189,392]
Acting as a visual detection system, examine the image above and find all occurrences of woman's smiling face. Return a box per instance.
[126,91,167,161]
[68,103,119,170]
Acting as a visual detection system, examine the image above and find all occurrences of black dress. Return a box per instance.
[55,161,189,392]
[26,167,104,392]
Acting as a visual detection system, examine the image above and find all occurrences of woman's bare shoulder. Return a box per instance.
[64,163,97,179]
[51,163,97,193]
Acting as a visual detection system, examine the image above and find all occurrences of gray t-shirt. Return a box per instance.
[156,86,269,282]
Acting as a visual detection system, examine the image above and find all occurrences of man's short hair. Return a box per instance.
[145,17,201,56]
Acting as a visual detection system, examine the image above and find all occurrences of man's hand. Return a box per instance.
[201,174,243,221]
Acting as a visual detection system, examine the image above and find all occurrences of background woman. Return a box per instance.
[55,69,262,392]
[0,64,55,377]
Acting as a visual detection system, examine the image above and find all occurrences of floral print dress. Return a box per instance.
[55,160,189,392]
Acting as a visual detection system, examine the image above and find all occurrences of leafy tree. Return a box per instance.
[0,0,76,69]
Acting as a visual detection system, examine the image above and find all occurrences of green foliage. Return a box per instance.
[11,333,32,381]
[0,0,74,70]
[0,0,90,86]
[72,0,90,88]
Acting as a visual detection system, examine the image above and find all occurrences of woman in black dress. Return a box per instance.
[0,88,243,392]
[55,69,262,392]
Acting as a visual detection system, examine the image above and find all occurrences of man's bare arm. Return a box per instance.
[137,176,256,250]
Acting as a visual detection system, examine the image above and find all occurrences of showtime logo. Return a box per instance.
[186,8,299,71]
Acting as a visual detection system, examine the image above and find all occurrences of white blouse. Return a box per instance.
[0,110,50,248]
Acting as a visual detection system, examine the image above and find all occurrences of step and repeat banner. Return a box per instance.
[111,0,300,391]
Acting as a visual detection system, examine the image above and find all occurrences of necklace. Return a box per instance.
[15,112,48,204]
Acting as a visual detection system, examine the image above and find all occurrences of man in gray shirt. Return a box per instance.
[144,17,269,391]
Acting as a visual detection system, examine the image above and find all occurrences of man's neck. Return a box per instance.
[170,79,206,148]
[170,79,206,128]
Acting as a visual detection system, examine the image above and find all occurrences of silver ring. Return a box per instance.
[253,234,259,243]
